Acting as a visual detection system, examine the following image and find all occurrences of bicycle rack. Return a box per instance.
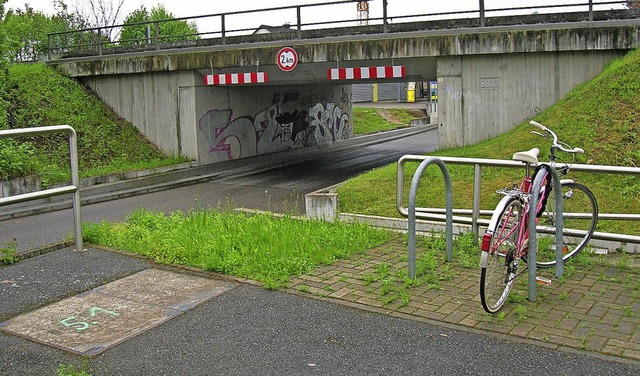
[399,155,566,301]
[401,156,453,279]
[0,125,84,252]
[528,165,564,302]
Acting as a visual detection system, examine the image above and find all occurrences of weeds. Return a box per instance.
[0,239,17,265]
[56,363,92,376]
[83,207,390,289]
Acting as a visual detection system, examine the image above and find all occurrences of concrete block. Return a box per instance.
[0,175,41,198]
[305,184,342,222]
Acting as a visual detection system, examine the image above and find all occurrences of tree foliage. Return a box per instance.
[0,0,87,62]
[119,5,199,46]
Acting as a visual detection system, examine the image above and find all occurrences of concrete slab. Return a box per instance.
[0,269,235,356]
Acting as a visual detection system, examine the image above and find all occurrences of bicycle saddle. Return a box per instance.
[512,148,539,164]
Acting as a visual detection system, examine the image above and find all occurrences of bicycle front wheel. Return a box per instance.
[480,196,522,313]
[535,181,598,268]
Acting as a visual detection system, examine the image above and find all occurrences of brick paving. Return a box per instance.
[288,235,640,362]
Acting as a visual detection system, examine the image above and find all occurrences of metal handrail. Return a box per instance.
[397,154,640,246]
[0,126,84,252]
[45,0,637,60]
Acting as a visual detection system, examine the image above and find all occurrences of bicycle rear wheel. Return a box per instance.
[480,197,522,313]
[535,181,598,268]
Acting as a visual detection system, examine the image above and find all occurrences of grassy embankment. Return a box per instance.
[339,48,640,236]
[3,63,185,186]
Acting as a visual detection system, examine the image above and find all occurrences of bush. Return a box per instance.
[0,138,37,180]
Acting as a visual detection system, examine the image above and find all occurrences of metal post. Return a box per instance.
[68,128,84,252]
[154,22,160,50]
[47,34,52,61]
[297,6,302,39]
[408,157,453,278]
[221,14,226,45]
[528,166,563,301]
[588,0,594,22]
[97,28,102,56]
[527,170,544,302]
[472,164,482,242]
[479,0,486,27]
[383,0,388,34]
[551,170,564,278]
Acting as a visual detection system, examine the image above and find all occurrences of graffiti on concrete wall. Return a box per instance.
[198,91,351,161]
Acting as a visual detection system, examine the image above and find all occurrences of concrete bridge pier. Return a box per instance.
[435,50,623,149]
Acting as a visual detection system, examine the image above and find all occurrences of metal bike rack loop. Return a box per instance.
[0,125,84,252]
[527,165,563,302]
[404,156,453,279]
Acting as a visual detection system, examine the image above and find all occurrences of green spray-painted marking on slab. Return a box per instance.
[60,306,120,331]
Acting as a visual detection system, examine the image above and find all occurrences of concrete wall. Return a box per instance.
[437,50,623,148]
[194,84,353,163]
[83,71,198,157]
[83,74,353,163]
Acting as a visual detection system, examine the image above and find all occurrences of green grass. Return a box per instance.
[56,363,92,376]
[83,207,391,289]
[353,107,424,135]
[3,63,186,185]
[0,239,17,265]
[339,48,640,236]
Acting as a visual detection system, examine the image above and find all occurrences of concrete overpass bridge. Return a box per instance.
[46,1,640,165]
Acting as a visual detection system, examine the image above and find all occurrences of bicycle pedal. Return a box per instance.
[536,276,552,286]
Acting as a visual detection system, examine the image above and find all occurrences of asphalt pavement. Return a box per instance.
[1,124,638,375]
[1,247,638,375]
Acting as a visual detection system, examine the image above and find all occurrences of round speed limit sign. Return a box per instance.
[277,47,298,72]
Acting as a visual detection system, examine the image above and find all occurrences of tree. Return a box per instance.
[0,1,90,62]
[72,0,124,41]
[119,5,199,46]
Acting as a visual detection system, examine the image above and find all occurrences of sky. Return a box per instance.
[3,0,625,33]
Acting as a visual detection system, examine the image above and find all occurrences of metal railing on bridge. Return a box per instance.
[46,0,639,60]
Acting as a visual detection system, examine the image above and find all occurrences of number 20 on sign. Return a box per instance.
[60,306,120,331]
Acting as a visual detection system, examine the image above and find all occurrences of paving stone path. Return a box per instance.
[288,236,640,361]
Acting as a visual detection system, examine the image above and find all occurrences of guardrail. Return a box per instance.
[0,126,83,252]
[45,0,638,60]
[396,155,640,247]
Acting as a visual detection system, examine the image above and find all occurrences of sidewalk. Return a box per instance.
[288,236,640,362]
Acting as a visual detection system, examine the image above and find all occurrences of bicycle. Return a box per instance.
[479,120,598,313]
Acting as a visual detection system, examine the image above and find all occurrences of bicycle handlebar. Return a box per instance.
[529,120,584,154]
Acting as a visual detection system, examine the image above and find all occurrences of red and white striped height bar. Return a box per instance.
[204,72,268,85]
[327,65,405,81]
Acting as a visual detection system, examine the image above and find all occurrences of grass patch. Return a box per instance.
[0,239,18,265]
[56,363,92,376]
[339,48,640,236]
[83,208,391,289]
[353,107,425,135]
